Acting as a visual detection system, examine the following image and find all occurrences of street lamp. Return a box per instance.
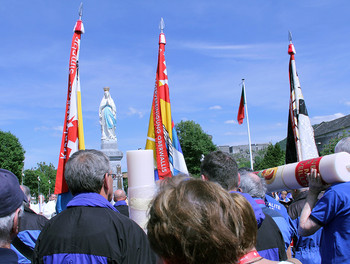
[37,175,40,200]
[116,164,123,190]
[21,171,24,185]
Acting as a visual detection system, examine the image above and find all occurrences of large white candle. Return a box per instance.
[256,152,350,192]
[126,150,156,231]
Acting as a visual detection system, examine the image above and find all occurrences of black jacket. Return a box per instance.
[33,193,156,264]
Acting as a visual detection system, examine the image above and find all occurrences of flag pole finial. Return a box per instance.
[159,17,165,33]
[78,2,83,19]
[288,31,293,43]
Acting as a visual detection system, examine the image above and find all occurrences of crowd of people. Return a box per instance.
[1,138,350,263]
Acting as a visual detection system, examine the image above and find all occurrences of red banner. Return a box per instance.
[237,85,245,125]
[55,19,84,194]
[152,32,171,179]
[295,156,322,187]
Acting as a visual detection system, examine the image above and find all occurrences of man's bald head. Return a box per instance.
[114,189,127,202]
[334,137,350,154]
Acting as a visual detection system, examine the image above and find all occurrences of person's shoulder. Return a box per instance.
[115,204,128,208]
[318,182,350,201]
[104,209,149,247]
[329,181,350,191]
[20,207,48,230]
[111,210,140,227]
[0,248,18,264]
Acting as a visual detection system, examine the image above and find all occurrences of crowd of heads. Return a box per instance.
[4,138,350,263]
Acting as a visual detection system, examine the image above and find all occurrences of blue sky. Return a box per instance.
[1,1,349,171]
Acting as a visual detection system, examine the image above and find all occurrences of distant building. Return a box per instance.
[218,145,230,153]
[218,143,269,160]
[314,114,350,153]
[277,114,350,154]
[218,115,350,162]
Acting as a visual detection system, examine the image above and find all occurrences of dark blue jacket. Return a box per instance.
[114,200,129,217]
[230,192,286,261]
[256,214,287,261]
[288,191,322,264]
[0,248,18,264]
[33,193,156,264]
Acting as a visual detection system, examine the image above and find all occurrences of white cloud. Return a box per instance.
[310,113,345,125]
[178,42,281,51]
[224,131,247,136]
[34,126,63,132]
[53,126,64,131]
[183,43,253,50]
[209,105,222,110]
[127,107,144,118]
[225,120,237,124]
[175,41,284,60]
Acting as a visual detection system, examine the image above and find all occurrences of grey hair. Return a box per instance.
[65,149,111,195]
[20,185,31,203]
[0,205,24,247]
[334,137,350,154]
[238,168,267,199]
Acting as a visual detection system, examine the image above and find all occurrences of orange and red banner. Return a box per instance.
[146,26,188,180]
[55,19,85,194]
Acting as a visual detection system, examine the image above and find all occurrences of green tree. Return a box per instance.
[0,130,25,181]
[123,176,128,193]
[233,154,251,168]
[234,148,269,169]
[23,162,56,199]
[320,131,349,156]
[252,148,268,169]
[175,120,217,176]
[254,143,285,170]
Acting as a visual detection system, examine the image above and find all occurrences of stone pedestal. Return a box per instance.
[101,140,124,192]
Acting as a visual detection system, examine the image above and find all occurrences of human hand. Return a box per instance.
[307,168,330,195]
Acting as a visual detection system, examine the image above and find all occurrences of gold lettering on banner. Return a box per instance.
[153,80,168,175]
[295,157,322,187]
[69,36,79,74]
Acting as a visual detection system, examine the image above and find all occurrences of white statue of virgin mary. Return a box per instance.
[99,87,117,141]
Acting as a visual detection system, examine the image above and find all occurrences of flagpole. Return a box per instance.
[242,79,254,170]
[79,2,83,19]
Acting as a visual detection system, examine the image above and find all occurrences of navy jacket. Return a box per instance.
[33,193,156,264]
[0,248,18,264]
[114,200,129,217]
[256,214,287,261]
